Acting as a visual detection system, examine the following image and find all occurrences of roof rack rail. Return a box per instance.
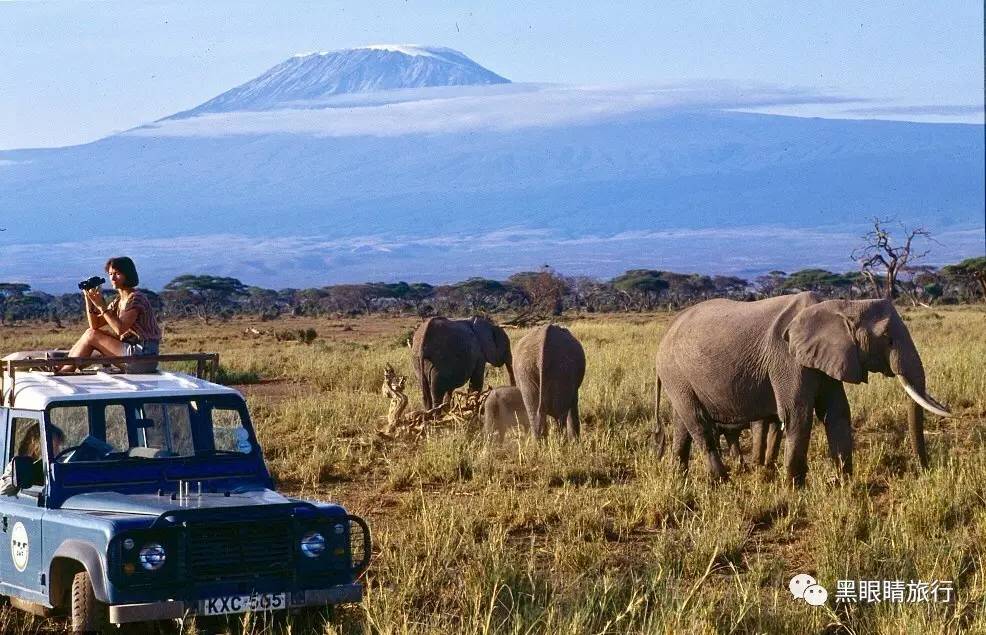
[2,353,219,408]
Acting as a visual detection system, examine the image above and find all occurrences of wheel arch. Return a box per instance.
[50,540,108,605]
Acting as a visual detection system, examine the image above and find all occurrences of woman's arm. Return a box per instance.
[83,292,106,329]
[106,305,140,336]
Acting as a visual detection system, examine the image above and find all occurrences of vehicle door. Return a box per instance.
[0,410,47,599]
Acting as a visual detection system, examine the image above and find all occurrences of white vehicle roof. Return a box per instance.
[2,352,240,411]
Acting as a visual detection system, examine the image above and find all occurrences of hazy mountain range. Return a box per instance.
[1,45,982,291]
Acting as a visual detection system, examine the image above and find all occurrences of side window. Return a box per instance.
[104,405,128,452]
[47,406,89,450]
[212,407,252,453]
[141,403,194,456]
[9,416,45,489]
[11,418,43,460]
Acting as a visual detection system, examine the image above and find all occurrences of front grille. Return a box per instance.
[187,518,294,582]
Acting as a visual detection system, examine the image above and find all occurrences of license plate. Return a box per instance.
[200,592,287,615]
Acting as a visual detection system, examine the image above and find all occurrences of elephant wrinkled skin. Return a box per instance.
[654,292,951,485]
[514,324,586,439]
[411,316,515,411]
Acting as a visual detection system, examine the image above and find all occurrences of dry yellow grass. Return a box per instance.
[0,305,984,634]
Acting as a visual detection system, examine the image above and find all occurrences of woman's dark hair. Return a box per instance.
[105,256,139,287]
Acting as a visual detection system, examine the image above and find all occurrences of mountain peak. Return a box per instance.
[295,45,465,60]
[169,45,509,119]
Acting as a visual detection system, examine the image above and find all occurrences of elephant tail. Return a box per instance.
[653,375,667,457]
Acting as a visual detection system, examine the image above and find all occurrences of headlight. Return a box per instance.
[300,531,326,558]
[138,543,166,571]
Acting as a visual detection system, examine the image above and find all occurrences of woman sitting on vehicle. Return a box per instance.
[66,256,162,372]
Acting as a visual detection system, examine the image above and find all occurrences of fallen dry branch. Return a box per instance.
[378,364,491,439]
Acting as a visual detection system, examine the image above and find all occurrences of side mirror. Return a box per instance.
[11,456,37,490]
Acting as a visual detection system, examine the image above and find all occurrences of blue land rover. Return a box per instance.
[0,352,370,632]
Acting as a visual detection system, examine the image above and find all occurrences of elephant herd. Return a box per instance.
[410,292,952,486]
[410,317,585,440]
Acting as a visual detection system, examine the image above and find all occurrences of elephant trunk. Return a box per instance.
[889,338,951,469]
[505,355,516,387]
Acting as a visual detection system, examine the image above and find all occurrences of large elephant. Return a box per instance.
[514,324,586,439]
[411,316,515,410]
[654,292,951,485]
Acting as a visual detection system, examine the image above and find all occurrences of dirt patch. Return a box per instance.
[234,378,309,403]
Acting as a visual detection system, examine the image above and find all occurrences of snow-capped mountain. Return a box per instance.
[169,45,509,118]
[0,47,982,291]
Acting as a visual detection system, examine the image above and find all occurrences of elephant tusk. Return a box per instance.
[897,376,953,418]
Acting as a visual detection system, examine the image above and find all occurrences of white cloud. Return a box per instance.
[128,81,856,139]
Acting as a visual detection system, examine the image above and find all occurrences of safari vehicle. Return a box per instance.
[0,351,370,632]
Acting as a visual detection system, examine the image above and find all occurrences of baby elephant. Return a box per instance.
[514,324,586,439]
[482,386,530,441]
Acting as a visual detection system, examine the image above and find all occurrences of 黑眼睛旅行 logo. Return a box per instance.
[789,574,955,606]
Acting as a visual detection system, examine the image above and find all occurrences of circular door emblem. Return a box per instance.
[10,522,29,572]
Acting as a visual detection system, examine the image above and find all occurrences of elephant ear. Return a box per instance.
[471,317,508,366]
[785,302,865,384]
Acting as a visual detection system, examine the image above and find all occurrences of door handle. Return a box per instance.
[2,515,7,532]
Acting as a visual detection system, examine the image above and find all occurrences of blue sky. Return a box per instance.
[1,0,983,150]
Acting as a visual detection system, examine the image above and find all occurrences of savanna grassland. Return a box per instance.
[1,306,984,634]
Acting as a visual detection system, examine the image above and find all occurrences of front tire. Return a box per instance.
[71,570,108,633]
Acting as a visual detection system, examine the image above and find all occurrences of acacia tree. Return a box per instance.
[162,275,247,320]
[851,218,935,299]
[0,283,32,325]
[508,267,569,317]
[943,256,986,302]
[611,270,670,310]
[779,269,857,298]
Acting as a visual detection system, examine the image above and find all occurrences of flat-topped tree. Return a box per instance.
[162,275,247,321]
[943,256,986,302]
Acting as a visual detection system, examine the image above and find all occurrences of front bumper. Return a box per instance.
[107,584,363,624]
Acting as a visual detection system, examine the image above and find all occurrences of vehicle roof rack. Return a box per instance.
[2,353,219,408]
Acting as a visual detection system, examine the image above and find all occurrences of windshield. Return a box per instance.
[45,395,255,462]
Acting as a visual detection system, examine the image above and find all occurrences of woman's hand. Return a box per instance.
[84,288,106,310]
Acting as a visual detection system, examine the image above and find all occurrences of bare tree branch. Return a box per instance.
[851,217,936,299]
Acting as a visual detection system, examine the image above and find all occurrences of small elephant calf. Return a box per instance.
[482,386,530,441]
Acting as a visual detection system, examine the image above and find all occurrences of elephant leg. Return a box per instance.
[671,416,692,473]
[819,381,853,476]
[469,362,485,393]
[521,388,547,440]
[674,394,728,482]
[420,377,433,411]
[531,412,548,440]
[725,430,745,469]
[781,405,814,487]
[764,418,782,467]
[751,419,768,466]
[565,396,581,439]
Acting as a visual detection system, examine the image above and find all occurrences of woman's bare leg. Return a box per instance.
[61,329,124,371]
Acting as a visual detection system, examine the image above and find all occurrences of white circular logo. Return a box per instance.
[803,584,829,606]
[788,573,817,599]
[10,522,29,572]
